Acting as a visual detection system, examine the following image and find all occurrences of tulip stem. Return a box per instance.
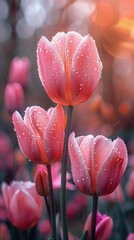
[44,196,51,223]
[60,105,73,240]
[47,165,56,240]
[21,230,27,240]
[90,195,98,240]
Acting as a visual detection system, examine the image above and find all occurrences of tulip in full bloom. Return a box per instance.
[84,212,113,240]
[1,181,42,230]
[8,57,30,88]
[68,132,128,196]
[37,31,102,106]
[12,104,65,165]
[4,83,24,114]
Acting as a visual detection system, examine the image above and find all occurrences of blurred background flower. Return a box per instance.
[0,0,134,239]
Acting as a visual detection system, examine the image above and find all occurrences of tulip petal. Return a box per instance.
[51,31,82,71]
[12,111,42,164]
[96,216,113,240]
[24,106,49,138]
[93,135,113,174]
[37,36,67,105]
[97,137,128,195]
[10,190,39,229]
[44,105,64,164]
[70,35,102,105]
[79,135,94,169]
[68,132,91,194]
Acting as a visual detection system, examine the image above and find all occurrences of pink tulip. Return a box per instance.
[68,132,128,196]
[84,211,113,240]
[1,181,42,230]
[126,171,134,198]
[4,83,24,114]
[34,162,75,196]
[0,223,10,240]
[37,31,102,106]
[12,104,65,165]
[8,57,30,88]
[126,233,134,240]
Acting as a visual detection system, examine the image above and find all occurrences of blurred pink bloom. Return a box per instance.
[12,104,65,165]
[0,131,14,171]
[84,212,113,240]
[68,132,128,196]
[67,192,87,219]
[126,171,134,198]
[8,57,30,88]
[0,223,10,240]
[0,195,8,221]
[37,31,102,106]
[38,219,51,235]
[35,162,75,196]
[126,233,134,240]
[4,83,24,114]
[101,184,124,203]
[1,181,42,230]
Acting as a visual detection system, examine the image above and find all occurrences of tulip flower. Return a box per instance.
[8,57,30,88]
[68,132,128,196]
[4,83,24,114]
[1,181,42,230]
[126,233,134,240]
[12,104,65,165]
[0,223,10,240]
[37,31,102,106]
[84,211,113,240]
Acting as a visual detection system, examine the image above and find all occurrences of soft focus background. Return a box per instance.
[0,0,134,239]
[1,0,134,138]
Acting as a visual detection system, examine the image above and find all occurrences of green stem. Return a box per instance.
[21,230,27,240]
[60,105,73,240]
[44,196,51,223]
[47,165,56,240]
[90,196,98,240]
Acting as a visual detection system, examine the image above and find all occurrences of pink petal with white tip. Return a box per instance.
[37,36,66,105]
[70,35,103,105]
[68,132,91,195]
[12,111,42,164]
[97,138,128,195]
[44,105,64,164]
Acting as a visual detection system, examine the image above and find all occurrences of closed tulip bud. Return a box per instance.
[37,31,102,106]
[8,57,30,88]
[68,132,128,196]
[34,165,49,197]
[4,83,24,114]
[84,212,113,240]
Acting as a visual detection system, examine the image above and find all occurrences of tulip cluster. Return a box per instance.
[2,31,128,240]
